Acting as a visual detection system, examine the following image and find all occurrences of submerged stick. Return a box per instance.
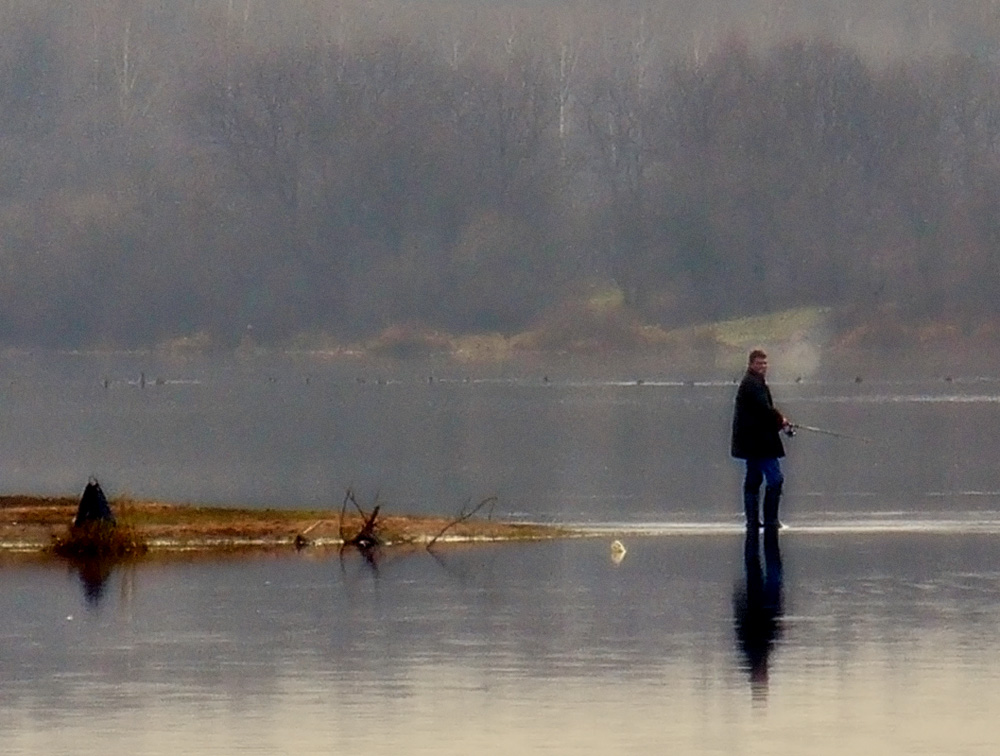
[338,489,353,542]
[426,496,499,549]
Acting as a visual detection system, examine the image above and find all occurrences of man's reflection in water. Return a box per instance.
[733,526,783,701]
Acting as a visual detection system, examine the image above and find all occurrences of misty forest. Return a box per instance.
[4,0,1000,350]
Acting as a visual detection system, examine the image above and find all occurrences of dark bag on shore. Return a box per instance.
[73,478,116,527]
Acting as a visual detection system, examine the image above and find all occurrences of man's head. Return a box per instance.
[748,349,768,377]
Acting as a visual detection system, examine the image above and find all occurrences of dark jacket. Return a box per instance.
[731,370,785,459]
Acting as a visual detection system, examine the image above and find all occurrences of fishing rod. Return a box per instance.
[785,423,872,443]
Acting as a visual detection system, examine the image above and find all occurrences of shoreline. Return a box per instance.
[0,495,577,557]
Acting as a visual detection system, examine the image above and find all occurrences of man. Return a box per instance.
[731,349,790,529]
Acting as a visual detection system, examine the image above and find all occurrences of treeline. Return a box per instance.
[3,0,1000,348]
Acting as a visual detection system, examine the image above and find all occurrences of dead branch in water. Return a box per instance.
[350,505,381,548]
[337,489,352,542]
[426,496,498,549]
[338,488,383,549]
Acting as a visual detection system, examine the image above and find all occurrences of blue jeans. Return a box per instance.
[743,458,783,526]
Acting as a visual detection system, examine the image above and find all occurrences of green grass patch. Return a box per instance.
[710,306,829,347]
[586,287,626,313]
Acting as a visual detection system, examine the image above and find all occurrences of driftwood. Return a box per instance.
[426,496,498,549]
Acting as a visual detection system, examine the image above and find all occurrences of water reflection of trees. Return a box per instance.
[733,527,783,701]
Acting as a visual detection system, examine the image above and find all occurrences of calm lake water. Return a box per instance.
[2,352,1000,753]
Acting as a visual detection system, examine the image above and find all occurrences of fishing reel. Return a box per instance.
[782,423,796,438]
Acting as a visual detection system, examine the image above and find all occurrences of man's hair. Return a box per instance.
[748,349,767,364]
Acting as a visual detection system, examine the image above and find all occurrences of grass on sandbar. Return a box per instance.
[50,521,148,559]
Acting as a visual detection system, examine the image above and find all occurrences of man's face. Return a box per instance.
[749,356,768,377]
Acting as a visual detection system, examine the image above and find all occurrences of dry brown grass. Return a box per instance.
[50,521,148,559]
[0,495,571,555]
